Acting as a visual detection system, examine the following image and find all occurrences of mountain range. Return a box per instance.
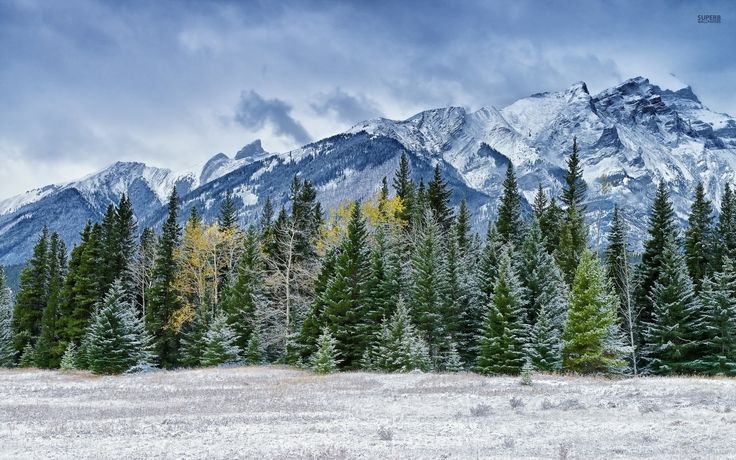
[2,76,735,266]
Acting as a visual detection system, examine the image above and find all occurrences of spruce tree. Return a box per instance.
[19,343,36,368]
[634,182,678,334]
[495,163,524,247]
[59,342,77,371]
[221,227,264,350]
[310,327,340,374]
[455,199,471,256]
[321,202,371,368]
[555,138,588,285]
[361,229,398,341]
[373,298,431,372]
[179,307,210,367]
[148,187,182,368]
[561,137,587,211]
[540,197,563,254]
[529,302,563,371]
[243,328,263,365]
[476,245,528,375]
[12,227,50,353]
[201,313,240,366]
[34,233,66,368]
[563,250,625,374]
[393,152,415,226]
[713,184,736,271]
[477,224,503,307]
[114,194,138,299]
[0,267,15,367]
[605,205,639,373]
[695,258,736,375]
[86,280,154,374]
[532,184,548,220]
[684,182,713,291]
[643,235,700,375]
[427,164,454,231]
[296,248,338,362]
[218,190,238,232]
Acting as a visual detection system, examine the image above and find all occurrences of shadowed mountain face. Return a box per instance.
[2,76,736,264]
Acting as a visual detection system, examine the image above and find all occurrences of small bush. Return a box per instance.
[377,426,394,441]
[470,403,492,417]
[509,396,525,409]
[520,360,533,386]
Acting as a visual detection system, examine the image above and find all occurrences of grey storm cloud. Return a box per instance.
[310,88,382,124]
[234,90,311,145]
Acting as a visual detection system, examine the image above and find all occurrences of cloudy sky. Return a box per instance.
[0,0,733,198]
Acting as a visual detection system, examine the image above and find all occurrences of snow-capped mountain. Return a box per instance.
[2,76,736,265]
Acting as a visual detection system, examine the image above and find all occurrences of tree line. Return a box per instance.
[0,140,734,376]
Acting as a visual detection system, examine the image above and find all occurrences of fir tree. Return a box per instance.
[443,340,464,372]
[561,137,587,211]
[113,194,138,299]
[321,202,371,368]
[361,229,398,341]
[310,327,340,374]
[556,204,588,286]
[643,235,700,375]
[34,233,66,368]
[218,190,238,232]
[12,227,50,353]
[0,267,15,367]
[201,313,240,366]
[19,343,36,368]
[495,163,524,247]
[373,299,431,372]
[634,182,678,336]
[563,250,625,374]
[148,187,182,368]
[296,248,338,362]
[529,302,563,371]
[476,245,528,375]
[179,307,210,367]
[684,182,713,291]
[694,258,736,375]
[427,164,454,231]
[532,184,548,220]
[477,224,503,307]
[243,328,263,365]
[540,197,563,254]
[86,280,154,374]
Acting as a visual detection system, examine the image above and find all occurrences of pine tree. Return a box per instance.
[19,343,36,368]
[296,248,338,362]
[361,229,398,341]
[455,235,484,366]
[59,342,77,371]
[685,182,713,291]
[532,184,548,220]
[605,206,639,373]
[561,137,587,211]
[443,340,464,372]
[221,227,264,350]
[427,164,454,231]
[529,302,563,371]
[321,202,371,368]
[35,233,66,368]
[555,138,588,284]
[634,182,678,335]
[243,328,263,365]
[179,307,210,367]
[540,197,563,254]
[455,199,471,256]
[477,224,503,307]
[694,258,736,375]
[13,227,50,353]
[114,194,138,299]
[218,190,238,232]
[643,235,700,375]
[201,313,240,366]
[310,327,340,374]
[373,299,431,372]
[476,245,528,375]
[148,187,182,368]
[86,280,154,374]
[563,250,625,374]
[393,152,415,226]
[0,267,15,367]
[495,163,524,247]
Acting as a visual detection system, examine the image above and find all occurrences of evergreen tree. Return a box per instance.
[321,202,371,368]
[201,313,240,366]
[454,236,484,366]
[393,152,415,226]
[147,187,182,368]
[684,182,713,291]
[86,280,154,374]
[634,182,678,333]
[410,215,448,359]
[495,163,524,247]
[540,197,563,254]
[713,184,736,271]
[561,137,587,211]
[643,235,700,375]
[114,194,138,299]
[443,341,464,372]
[221,227,264,350]
[427,164,454,231]
[310,327,340,374]
[605,205,639,373]
[179,307,210,367]
[529,302,563,371]
[373,299,431,372]
[477,224,503,307]
[361,229,399,341]
[218,190,238,232]
[35,233,66,368]
[476,245,528,375]
[0,267,15,367]
[13,227,50,354]
[563,250,625,374]
[243,328,263,365]
[59,342,77,371]
[455,199,471,256]
[296,248,338,362]
[19,343,36,368]
[532,184,548,220]
[556,205,588,286]
[694,258,736,375]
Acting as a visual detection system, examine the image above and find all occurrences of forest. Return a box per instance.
[0,139,734,377]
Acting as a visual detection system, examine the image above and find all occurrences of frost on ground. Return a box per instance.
[0,367,734,459]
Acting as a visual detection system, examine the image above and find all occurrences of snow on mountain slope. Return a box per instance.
[3,77,736,264]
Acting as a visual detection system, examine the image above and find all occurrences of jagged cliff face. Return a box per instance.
[2,77,735,264]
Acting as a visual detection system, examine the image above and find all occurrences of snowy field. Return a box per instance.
[0,367,734,459]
